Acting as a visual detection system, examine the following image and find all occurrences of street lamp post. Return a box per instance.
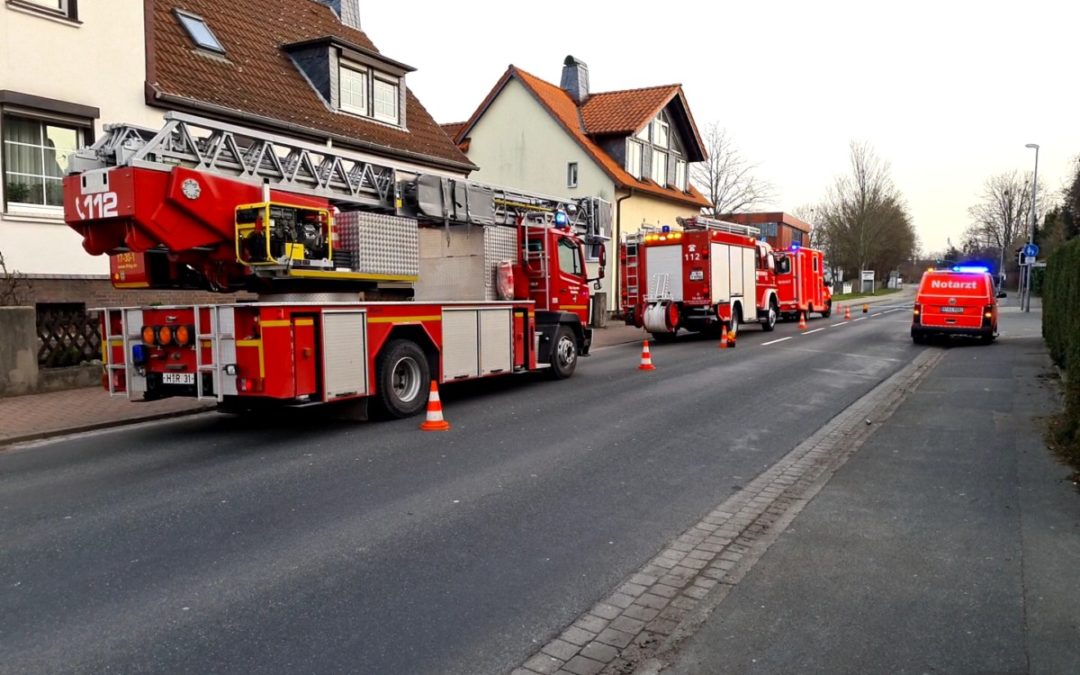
[1023,143,1039,312]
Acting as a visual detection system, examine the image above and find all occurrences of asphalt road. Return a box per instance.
[1,301,917,675]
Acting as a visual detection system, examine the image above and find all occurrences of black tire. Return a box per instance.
[761,300,778,332]
[548,326,578,379]
[980,332,996,345]
[821,301,832,318]
[375,339,430,418]
[729,307,741,337]
[912,332,928,345]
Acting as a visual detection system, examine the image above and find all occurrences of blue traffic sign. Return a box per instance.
[1023,243,1039,257]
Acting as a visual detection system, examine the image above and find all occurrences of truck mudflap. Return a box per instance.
[535,310,590,359]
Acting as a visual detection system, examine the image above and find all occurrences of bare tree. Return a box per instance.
[962,171,1046,269]
[691,123,774,215]
[817,141,916,280]
[0,249,31,306]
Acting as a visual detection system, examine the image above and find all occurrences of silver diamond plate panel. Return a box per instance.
[335,212,419,278]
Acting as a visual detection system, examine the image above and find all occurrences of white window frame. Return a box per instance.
[9,0,77,21]
[372,75,400,125]
[652,119,670,149]
[675,159,687,191]
[340,65,369,116]
[626,140,643,180]
[567,162,578,188]
[2,113,85,218]
[651,150,667,187]
[175,9,225,54]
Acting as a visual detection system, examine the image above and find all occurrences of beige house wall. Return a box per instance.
[0,1,163,278]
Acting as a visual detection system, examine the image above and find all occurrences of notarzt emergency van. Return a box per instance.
[912,267,998,344]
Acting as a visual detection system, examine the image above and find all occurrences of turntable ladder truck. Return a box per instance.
[63,112,611,418]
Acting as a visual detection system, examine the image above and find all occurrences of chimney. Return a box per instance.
[316,0,361,30]
[560,55,589,104]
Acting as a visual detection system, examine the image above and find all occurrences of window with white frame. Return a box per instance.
[652,118,670,149]
[2,114,83,215]
[567,162,578,188]
[175,10,225,54]
[675,159,687,191]
[626,141,642,179]
[340,66,368,115]
[11,0,78,21]
[651,150,667,186]
[372,76,399,124]
[339,63,401,126]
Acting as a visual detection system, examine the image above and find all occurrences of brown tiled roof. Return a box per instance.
[457,67,709,208]
[580,85,681,136]
[439,122,466,138]
[149,0,474,172]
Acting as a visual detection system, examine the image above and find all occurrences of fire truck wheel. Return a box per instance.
[761,300,778,332]
[375,339,431,418]
[821,301,832,318]
[729,308,741,337]
[548,326,578,379]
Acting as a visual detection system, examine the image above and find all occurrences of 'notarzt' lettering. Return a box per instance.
[930,279,978,290]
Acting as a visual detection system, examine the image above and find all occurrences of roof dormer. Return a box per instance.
[284,37,415,129]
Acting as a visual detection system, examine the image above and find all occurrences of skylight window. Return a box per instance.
[175,10,225,54]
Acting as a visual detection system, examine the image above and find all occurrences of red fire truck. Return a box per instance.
[620,216,779,340]
[774,245,832,320]
[63,113,610,418]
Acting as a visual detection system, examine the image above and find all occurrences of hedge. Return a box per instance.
[1042,238,1080,453]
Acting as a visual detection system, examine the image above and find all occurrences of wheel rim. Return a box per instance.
[391,356,422,403]
[731,311,739,335]
[768,305,777,327]
[557,336,577,369]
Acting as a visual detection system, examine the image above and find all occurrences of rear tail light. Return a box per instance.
[142,325,156,345]
[157,325,174,346]
[912,304,921,323]
[175,324,193,347]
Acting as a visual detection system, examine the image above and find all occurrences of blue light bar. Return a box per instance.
[554,210,569,227]
[951,265,989,274]
[661,225,671,233]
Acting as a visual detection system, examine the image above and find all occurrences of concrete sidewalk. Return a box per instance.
[652,303,1080,673]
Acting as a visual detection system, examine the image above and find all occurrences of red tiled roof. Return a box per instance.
[465,67,708,208]
[580,85,680,136]
[149,0,474,172]
[440,122,466,138]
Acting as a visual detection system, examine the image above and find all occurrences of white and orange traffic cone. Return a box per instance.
[419,380,451,431]
[799,311,808,330]
[727,328,737,348]
[638,340,657,371]
[719,327,729,350]
[844,305,852,320]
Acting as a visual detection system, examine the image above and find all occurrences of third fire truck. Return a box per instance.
[620,216,780,340]
[773,245,832,320]
[63,112,611,419]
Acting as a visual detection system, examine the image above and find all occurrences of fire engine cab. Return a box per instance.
[63,112,612,418]
[620,216,780,340]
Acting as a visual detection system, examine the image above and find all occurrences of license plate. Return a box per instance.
[940,306,964,314]
[162,372,195,385]
[689,270,704,281]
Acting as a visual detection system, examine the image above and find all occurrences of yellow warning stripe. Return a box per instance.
[367,315,442,324]
[113,282,151,289]
[294,319,315,326]
[236,338,265,378]
[560,305,588,310]
[260,320,291,328]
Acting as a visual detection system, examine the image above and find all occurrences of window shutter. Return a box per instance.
[666,152,676,187]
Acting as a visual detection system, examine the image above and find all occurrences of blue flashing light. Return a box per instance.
[131,343,148,366]
[554,210,569,227]
[952,265,989,274]
[661,225,671,233]
[790,242,801,251]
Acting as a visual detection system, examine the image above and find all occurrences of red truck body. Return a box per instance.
[774,246,832,319]
[621,217,780,338]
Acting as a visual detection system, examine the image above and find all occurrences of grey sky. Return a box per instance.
[361,0,1078,254]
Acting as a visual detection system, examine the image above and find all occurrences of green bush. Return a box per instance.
[1043,239,1080,454]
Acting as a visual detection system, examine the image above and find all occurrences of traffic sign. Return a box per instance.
[1023,243,1039,257]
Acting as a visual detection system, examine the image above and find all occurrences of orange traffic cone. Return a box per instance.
[638,340,657,371]
[799,311,808,330]
[419,381,451,431]
[862,303,869,314]
[844,305,852,320]
[727,328,737,348]
[719,328,729,350]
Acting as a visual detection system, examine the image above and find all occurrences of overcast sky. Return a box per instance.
[360,0,1078,254]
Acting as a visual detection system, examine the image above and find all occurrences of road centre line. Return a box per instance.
[832,322,849,327]
[854,317,868,322]
[762,337,793,346]
[872,312,883,317]
[802,328,827,335]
